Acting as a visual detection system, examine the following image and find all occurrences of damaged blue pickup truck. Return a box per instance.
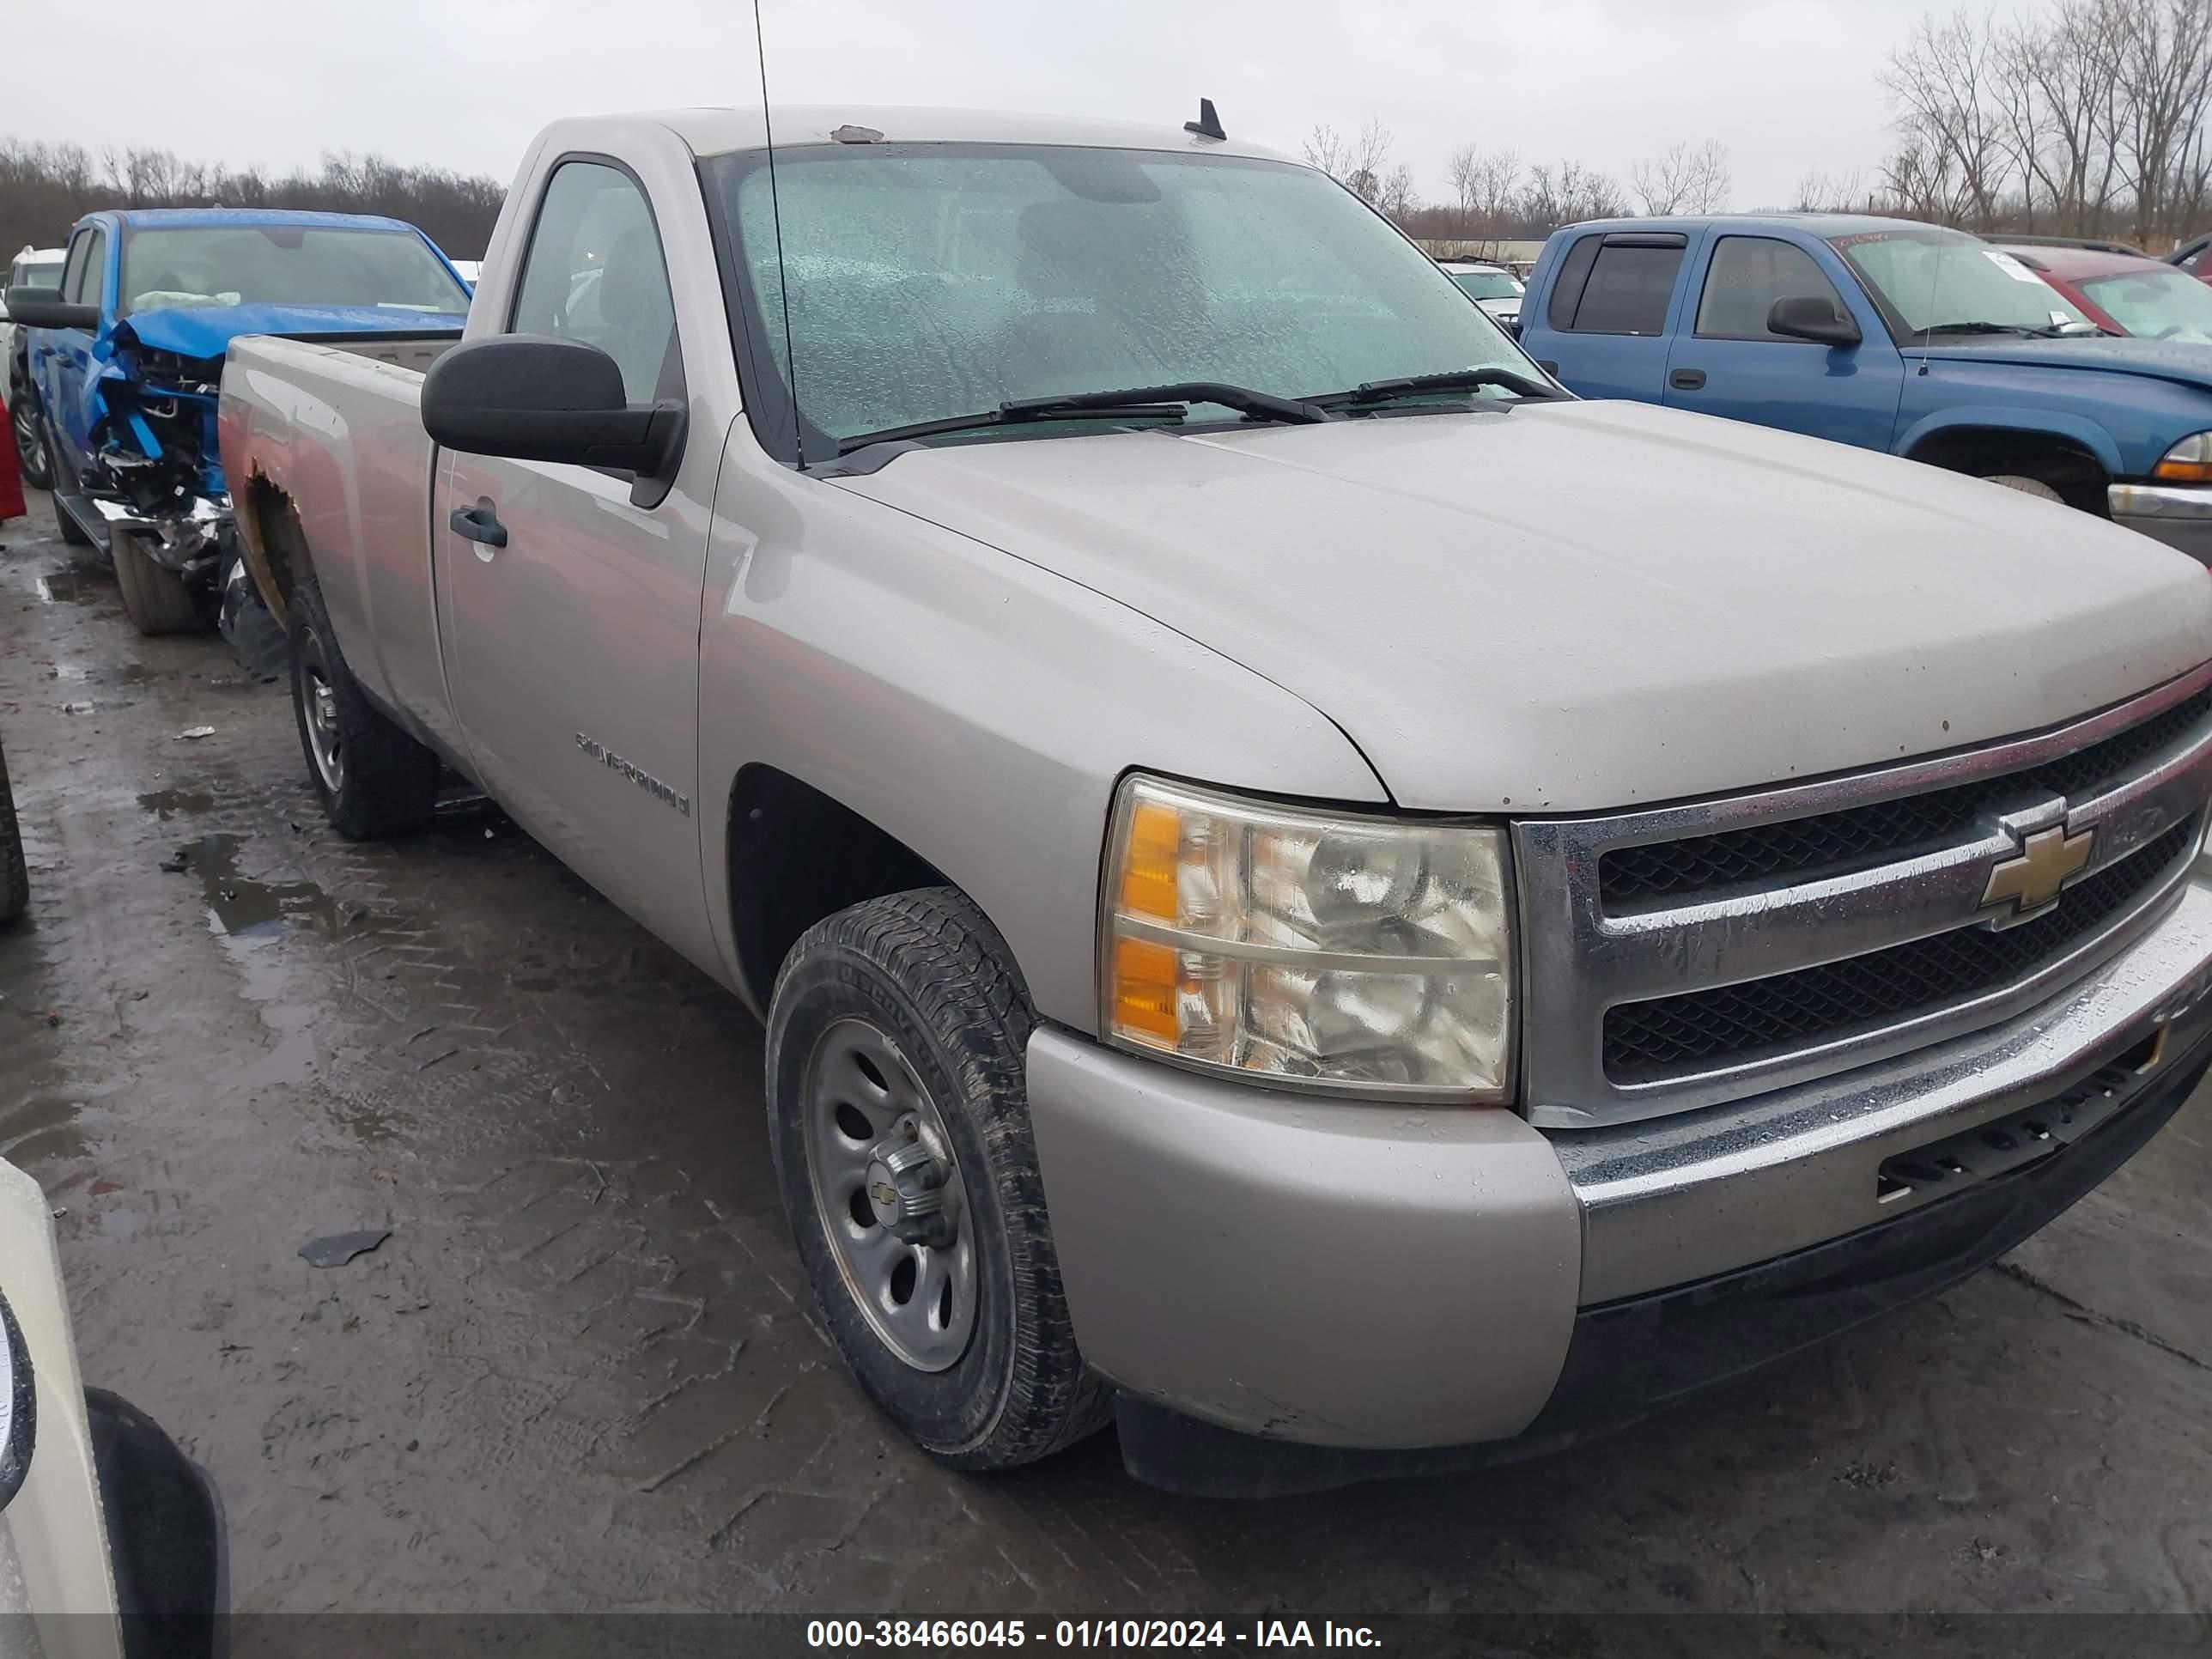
[4,208,470,653]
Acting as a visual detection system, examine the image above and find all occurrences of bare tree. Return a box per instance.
[1519,160,1627,231]
[1881,8,2017,228]
[1630,140,1732,215]
[1302,118,1397,205]
[1791,167,1869,212]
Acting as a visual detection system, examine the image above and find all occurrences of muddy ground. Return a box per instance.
[1,494,2209,1620]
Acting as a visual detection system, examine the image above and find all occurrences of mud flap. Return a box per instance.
[217,544,287,683]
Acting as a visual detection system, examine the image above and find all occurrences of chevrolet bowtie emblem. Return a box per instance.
[1981,823,2095,917]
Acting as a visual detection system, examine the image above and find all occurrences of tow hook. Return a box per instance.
[866,1124,956,1248]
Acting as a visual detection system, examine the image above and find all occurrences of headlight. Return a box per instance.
[1100,775,1515,1100]
[2153,433,2212,484]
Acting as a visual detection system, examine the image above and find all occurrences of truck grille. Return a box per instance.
[1603,817,2198,1083]
[1601,687,2212,906]
[1514,665,2212,1127]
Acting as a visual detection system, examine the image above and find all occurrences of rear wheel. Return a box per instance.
[112,532,202,635]
[288,574,441,839]
[8,382,52,490]
[0,738,27,925]
[766,886,1111,1469]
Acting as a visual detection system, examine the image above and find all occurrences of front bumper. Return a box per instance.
[1026,872,2212,1491]
[2109,481,2212,567]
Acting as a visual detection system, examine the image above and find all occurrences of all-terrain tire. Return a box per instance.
[288,574,441,839]
[112,532,203,635]
[45,430,89,546]
[766,886,1113,1470]
[0,737,27,925]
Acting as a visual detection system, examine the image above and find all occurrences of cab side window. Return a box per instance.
[1694,237,1849,341]
[507,161,680,404]
[59,228,106,309]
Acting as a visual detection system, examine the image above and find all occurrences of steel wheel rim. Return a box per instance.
[299,633,344,794]
[802,1016,977,1372]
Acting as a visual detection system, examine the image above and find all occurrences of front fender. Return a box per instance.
[1892,403,2126,477]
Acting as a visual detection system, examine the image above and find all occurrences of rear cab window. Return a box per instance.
[1547,234,1687,336]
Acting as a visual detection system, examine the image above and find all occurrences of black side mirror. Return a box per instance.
[4,286,99,331]
[0,1288,33,1514]
[421,335,685,507]
[1768,295,1862,347]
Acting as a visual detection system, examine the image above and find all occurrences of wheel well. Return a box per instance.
[1905,426,2111,513]
[726,766,949,1011]
[238,475,313,626]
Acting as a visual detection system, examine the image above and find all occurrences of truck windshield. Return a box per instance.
[702,143,1533,458]
[1828,227,2094,338]
[2076,265,2212,343]
[118,226,470,319]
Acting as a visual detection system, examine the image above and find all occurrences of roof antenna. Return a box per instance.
[1184,98,1226,142]
[753,0,805,466]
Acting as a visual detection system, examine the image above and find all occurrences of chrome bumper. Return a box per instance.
[2110,482,2212,567]
[1560,869,2212,1302]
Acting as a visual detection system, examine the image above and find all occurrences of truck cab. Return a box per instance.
[1518,214,2212,562]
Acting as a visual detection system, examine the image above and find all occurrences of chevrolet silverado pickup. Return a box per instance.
[218,107,2212,1497]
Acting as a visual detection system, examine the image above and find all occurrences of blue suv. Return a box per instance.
[1517,214,2212,565]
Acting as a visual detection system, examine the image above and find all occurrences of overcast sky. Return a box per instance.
[10,0,1989,211]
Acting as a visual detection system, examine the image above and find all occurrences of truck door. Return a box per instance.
[432,157,717,967]
[32,225,106,484]
[1662,234,1904,451]
[1523,230,1692,404]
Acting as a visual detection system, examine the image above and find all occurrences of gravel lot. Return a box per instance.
[2,493,2209,1623]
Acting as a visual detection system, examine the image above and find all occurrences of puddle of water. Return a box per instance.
[139,789,216,820]
[175,833,341,939]
[0,1095,88,1165]
[53,663,89,683]
[33,572,93,605]
[112,664,162,685]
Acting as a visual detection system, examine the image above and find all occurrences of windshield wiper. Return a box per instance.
[834,380,1328,456]
[1309,367,1566,410]
[1907,320,2033,340]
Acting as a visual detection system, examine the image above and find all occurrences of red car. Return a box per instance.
[1997,241,2212,342]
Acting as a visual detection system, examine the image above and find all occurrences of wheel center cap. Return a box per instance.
[864,1158,902,1229]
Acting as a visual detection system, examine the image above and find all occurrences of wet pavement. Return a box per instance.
[2,493,2210,1618]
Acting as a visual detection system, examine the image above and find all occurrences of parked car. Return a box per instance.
[1438,258,1524,328]
[220,109,2212,1498]
[1,1157,225,1654]
[3,246,65,490]
[3,209,471,651]
[1999,241,2212,343]
[1519,213,2212,565]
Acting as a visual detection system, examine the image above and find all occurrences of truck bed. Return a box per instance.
[218,333,459,730]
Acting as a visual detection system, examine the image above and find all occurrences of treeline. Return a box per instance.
[0,140,505,266]
[1306,0,2212,252]
[1880,0,2212,246]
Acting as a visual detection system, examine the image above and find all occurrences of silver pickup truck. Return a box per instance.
[218,106,2212,1497]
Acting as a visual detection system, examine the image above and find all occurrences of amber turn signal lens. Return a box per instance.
[1117,799,1180,921]
[1110,936,1179,1044]
[2153,457,2212,484]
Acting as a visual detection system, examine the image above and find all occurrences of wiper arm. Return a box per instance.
[1908,320,2032,339]
[1309,367,1566,409]
[834,380,1328,457]
[1001,380,1329,425]
[835,400,1191,455]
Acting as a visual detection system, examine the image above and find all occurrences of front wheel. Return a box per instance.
[1981,473,2065,502]
[766,887,1111,1469]
[112,532,203,635]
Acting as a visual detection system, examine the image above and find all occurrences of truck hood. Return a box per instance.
[1920,334,2212,392]
[117,303,465,359]
[841,398,2212,812]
